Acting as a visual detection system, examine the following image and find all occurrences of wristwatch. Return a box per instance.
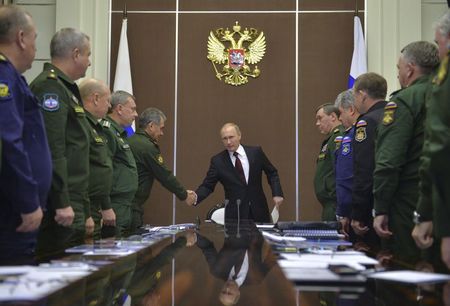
[413,211,424,225]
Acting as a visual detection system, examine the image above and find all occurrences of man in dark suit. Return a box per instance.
[194,123,283,223]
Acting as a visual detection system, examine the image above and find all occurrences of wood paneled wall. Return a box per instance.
[110,0,365,225]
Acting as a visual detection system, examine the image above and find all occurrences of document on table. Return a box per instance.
[367,270,450,284]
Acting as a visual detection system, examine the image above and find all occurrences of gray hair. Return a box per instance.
[0,5,32,44]
[334,89,355,110]
[138,107,166,129]
[50,28,90,59]
[434,10,450,36]
[401,41,440,75]
[221,122,241,136]
[110,90,135,110]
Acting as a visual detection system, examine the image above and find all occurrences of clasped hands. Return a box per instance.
[185,190,197,206]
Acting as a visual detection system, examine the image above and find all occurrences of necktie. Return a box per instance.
[233,152,246,184]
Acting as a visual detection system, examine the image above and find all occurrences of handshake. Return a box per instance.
[185,190,198,206]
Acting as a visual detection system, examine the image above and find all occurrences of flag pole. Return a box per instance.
[123,1,127,19]
[354,0,358,17]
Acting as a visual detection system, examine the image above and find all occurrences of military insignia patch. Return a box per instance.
[342,143,351,156]
[157,155,164,164]
[356,120,367,127]
[0,54,6,61]
[342,136,352,155]
[42,94,59,111]
[383,101,397,125]
[355,127,366,142]
[0,82,11,100]
[334,136,343,150]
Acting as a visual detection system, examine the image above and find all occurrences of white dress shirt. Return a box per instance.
[227,250,249,287]
[229,145,249,183]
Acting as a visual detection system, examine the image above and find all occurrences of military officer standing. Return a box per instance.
[413,10,450,271]
[350,73,387,252]
[128,108,196,234]
[313,104,344,221]
[372,41,439,265]
[334,89,360,237]
[102,90,138,237]
[80,78,116,240]
[31,28,92,258]
[0,5,52,264]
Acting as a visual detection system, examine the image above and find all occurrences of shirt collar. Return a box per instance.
[229,145,245,158]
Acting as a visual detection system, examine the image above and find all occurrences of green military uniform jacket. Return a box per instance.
[86,111,112,211]
[418,53,450,238]
[313,125,345,221]
[30,63,90,222]
[374,75,430,213]
[373,75,431,263]
[102,117,138,199]
[129,130,187,219]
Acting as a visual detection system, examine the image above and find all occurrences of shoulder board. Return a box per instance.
[356,120,367,127]
[333,128,340,134]
[384,101,397,110]
[46,69,57,80]
[0,54,6,62]
[388,89,401,99]
[101,120,111,128]
[433,55,448,85]
[334,136,343,143]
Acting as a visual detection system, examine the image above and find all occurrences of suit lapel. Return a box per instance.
[243,146,253,184]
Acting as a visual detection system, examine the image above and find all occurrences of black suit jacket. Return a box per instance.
[196,145,283,223]
[196,222,276,285]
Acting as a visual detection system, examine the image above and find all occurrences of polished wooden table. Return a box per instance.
[2,221,448,306]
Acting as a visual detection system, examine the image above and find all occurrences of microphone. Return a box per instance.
[236,199,241,238]
[223,199,229,238]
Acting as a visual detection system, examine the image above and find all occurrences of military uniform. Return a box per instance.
[102,117,138,237]
[418,52,450,240]
[373,76,431,264]
[351,101,386,250]
[128,130,187,233]
[86,111,113,240]
[335,127,355,219]
[313,125,344,221]
[0,54,52,264]
[30,63,91,258]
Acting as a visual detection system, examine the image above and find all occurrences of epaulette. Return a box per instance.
[46,69,57,80]
[433,55,448,85]
[101,119,111,128]
[388,89,402,99]
[0,54,6,62]
[333,128,340,134]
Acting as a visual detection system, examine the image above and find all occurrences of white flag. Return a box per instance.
[348,16,367,88]
[114,18,135,135]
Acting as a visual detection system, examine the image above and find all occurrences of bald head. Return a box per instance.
[79,78,111,119]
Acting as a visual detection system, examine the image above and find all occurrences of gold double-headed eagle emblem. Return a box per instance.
[207,21,266,86]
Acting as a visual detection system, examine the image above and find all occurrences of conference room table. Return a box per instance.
[0,221,448,306]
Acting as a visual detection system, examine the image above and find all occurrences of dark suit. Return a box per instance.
[196,222,276,285]
[196,145,283,223]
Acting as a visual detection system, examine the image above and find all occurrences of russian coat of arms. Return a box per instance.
[207,21,266,86]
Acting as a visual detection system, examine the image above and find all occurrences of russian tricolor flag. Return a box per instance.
[348,16,367,88]
[114,17,135,136]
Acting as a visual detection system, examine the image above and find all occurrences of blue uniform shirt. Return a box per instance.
[334,127,355,217]
[0,54,52,232]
